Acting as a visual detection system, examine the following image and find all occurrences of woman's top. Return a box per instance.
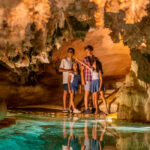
[91,69,101,80]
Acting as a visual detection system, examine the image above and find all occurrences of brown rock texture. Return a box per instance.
[0,0,149,123]
[104,3,150,122]
[52,28,131,78]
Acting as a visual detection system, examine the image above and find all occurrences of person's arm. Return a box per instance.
[74,57,92,71]
[78,84,82,94]
[59,68,73,73]
[78,74,82,93]
[68,74,72,94]
[81,65,85,85]
[99,71,103,91]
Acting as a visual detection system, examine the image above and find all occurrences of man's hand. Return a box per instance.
[68,70,73,73]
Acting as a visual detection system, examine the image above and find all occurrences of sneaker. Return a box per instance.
[84,108,92,114]
[73,108,81,114]
[62,109,69,113]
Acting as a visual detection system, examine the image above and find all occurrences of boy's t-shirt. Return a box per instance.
[59,57,73,84]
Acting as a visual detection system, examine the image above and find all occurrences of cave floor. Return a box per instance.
[0,112,150,150]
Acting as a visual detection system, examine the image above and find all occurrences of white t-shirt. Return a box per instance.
[59,57,73,84]
[91,70,100,80]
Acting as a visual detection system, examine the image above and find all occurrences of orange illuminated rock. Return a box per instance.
[53,28,131,77]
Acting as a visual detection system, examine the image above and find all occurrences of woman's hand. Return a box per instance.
[79,85,82,94]
[99,88,102,92]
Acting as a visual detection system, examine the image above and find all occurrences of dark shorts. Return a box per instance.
[63,84,68,92]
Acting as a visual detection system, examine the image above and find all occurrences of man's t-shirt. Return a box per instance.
[59,57,73,84]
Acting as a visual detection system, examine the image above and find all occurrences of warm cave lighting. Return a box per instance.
[0,0,150,149]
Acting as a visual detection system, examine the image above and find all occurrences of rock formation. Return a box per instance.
[104,4,150,122]
[0,0,150,122]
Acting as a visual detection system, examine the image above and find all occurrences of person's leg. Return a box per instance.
[84,91,90,110]
[84,120,90,150]
[95,92,98,114]
[70,92,81,113]
[70,92,75,109]
[92,92,96,108]
[63,119,67,138]
[63,90,68,110]
[100,91,109,114]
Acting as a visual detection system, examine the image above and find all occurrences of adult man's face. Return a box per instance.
[86,49,93,56]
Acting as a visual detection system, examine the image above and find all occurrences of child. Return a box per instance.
[68,62,81,113]
[75,57,108,114]
[59,48,75,113]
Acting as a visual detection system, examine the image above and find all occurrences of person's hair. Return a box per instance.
[84,45,93,51]
[73,62,80,75]
[67,47,75,54]
[93,59,103,74]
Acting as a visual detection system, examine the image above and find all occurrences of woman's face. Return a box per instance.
[73,63,78,71]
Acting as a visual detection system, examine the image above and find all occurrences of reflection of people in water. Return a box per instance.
[91,122,106,150]
[62,119,107,150]
[67,118,82,150]
[62,119,69,150]
[82,120,107,150]
[82,120,90,150]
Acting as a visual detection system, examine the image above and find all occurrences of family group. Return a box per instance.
[59,45,109,115]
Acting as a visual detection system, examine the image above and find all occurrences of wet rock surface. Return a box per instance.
[0,117,16,129]
[0,99,7,121]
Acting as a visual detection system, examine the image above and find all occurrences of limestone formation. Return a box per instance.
[0,0,150,123]
[104,4,150,122]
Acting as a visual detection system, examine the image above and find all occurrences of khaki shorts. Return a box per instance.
[84,81,92,91]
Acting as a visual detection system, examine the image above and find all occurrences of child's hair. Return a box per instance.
[73,62,80,75]
[67,48,75,54]
[93,59,103,74]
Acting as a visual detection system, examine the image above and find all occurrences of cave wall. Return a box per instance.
[0,0,97,85]
[0,0,150,121]
[104,4,150,122]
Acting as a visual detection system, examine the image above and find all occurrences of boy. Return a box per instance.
[59,48,75,112]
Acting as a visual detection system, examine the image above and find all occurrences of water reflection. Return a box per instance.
[0,113,150,150]
[62,118,110,150]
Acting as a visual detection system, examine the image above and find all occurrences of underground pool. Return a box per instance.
[0,112,150,150]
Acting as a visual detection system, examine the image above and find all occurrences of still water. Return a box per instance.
[0,112,150,150]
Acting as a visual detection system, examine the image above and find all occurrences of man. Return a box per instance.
[59,48,75,113]
[81,45,97,114]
